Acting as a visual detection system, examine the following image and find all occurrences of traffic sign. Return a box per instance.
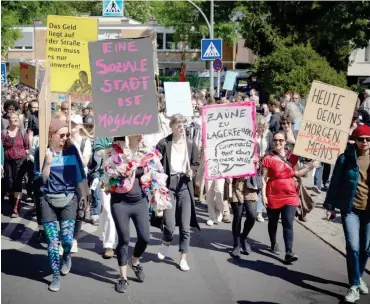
[213,58,223,72]
[103,0,124,17]
[201,39,222,60]
[1,63,6,84]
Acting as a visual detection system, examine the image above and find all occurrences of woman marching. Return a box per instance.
[155,114,200,272]
[261,131,319,263]
[34,119,86,292]
[103,135,170,293]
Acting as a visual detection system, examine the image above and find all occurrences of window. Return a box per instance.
[165,33,179,50]
[11,31,33,50]
[156,33,164,50]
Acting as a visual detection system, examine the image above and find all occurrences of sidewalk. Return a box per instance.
[298,176,370,273]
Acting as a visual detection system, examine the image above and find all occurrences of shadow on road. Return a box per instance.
[237,301,280,304]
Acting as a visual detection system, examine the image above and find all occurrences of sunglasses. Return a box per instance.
[357,137,370,143]
[61,107,68,111]
[273,139,285,143]
[58,133,70,139]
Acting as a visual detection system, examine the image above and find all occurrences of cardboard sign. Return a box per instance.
[1,63,6,83]
[222,71,238,91]
[164,82,193,117]
[19,62,36,88]
[88,37,159,138]
[46,15,98,95]
[294,81,358,164]
[202,102,257,180]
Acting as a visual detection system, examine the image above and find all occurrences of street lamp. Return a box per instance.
[186,0,214,96]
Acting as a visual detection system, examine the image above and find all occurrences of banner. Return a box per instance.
[164,82,193,117]
[294,81,358,164]
[88,37,159,138]
[19,62,36,88]
[202,102,257,180]
[46,15,98,95]
[222,71,238,91]
[1,63,6,83]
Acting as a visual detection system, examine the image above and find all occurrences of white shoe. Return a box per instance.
[257,214,265,222]
[312,185,321,194]
[206,219,214,226]
[359,278,369,295]
[344,286,360,303]
[179,259,190,272]
[70,240,78,253]
[157,243,169,260]
[59,244,63,256]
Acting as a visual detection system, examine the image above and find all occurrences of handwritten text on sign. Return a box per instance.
[88,38,159,138]
[202,103,257,180]
[294,81,358,165]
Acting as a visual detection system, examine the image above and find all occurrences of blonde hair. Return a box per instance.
[285,102,302,121]
[256,114,268,128]
[53,111,67,122]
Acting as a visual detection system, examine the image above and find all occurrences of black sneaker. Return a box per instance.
[129,259,145,282]
[285,252,299,263]
[271,243,281,255]
[240,238,252,255]
[231,246,241,259]
[115,278,129,293]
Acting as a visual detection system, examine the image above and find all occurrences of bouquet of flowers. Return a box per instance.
[104,141,171,213]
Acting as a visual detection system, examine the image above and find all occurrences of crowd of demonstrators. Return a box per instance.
[2,78,370,302]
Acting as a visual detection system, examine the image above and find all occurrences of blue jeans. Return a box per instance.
[314,164,323,190]
[91,185,101,217]
[342,208,370,286]
[257,193,264,213]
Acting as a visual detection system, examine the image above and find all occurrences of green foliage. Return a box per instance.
[256,44,347,96]
[8,65,20,83]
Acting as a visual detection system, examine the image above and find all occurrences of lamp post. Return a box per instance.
[186,0,214,96]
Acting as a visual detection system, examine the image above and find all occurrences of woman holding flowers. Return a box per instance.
[103,135,171,294]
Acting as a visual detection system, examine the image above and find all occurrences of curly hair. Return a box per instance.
[4,99,19,111]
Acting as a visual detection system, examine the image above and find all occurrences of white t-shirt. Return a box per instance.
[72,138,92,175]
[170,142,187,174]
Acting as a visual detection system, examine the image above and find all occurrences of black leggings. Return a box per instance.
[111,197,150,266]
[267,205,297,254]
[231,201,257,247]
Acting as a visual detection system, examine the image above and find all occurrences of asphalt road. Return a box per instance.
[2,200,370,304]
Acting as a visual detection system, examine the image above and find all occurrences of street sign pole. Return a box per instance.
[209,0,214,97]
[217,70,221,97]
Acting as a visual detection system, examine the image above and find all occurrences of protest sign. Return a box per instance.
[294,81,358,165]
[19,62,36,88]
[88,37,159,138]
[202,102,257,180]
[1,63,6,83]
[46,15,98,95]
[164,82,193,117]
[222,71,238,91]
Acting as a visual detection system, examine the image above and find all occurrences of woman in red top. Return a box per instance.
[1,112,29,218]
[262,131,318,263]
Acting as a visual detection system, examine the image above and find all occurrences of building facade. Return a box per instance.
[347,40,370,85]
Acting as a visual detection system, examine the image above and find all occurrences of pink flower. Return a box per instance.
[112,142,123,154]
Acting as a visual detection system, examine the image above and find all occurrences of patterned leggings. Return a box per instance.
[43,220,75,278]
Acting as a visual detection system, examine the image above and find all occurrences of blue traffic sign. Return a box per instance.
[1,63,6,84]
[103,0,124,17]
[213,58,223,72]
[201,39,222,60]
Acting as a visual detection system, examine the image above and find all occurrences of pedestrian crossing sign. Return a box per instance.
[103,0,124,17]
[201,39,222,60]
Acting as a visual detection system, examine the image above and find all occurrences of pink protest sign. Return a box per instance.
[202,102,257,180]
[88,38,159,138]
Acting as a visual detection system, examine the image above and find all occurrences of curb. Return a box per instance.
[295,218,370,274]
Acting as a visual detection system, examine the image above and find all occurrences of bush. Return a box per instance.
[255,44,348,97]
[8,65,20,83]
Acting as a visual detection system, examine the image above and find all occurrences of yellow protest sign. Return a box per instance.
[19,62,36,88]
[46,15,98,95]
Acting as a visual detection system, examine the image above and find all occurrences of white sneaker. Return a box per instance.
[206,219,214,226]
[344,286,360,303]
[312,185,321,194]
[70,240,78,253]
[257,214,265,222]
[179,259,190,272]
[359,278,369,295]
[59,244,64,256]
[157,243,169,260]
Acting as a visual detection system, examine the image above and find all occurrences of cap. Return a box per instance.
[353,124,370,138]
[49,119,68,137]
[83,102,93,110]
[71,114,83,125]
[83,115,94,125]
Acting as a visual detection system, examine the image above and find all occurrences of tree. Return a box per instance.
[256,44,347,96]
[236,1,370,72]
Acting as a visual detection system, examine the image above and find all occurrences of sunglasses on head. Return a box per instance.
[273,139,284,143]
[58,133,70,139]
[357,137,370,143]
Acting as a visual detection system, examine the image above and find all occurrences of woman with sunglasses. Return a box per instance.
[280,115,297,150]
[34,119,86,292]
[324,125,370,303]
[155,114,200,272]
[262,131,319,263]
